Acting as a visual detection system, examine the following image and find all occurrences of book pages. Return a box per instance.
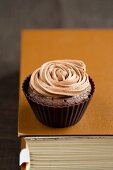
[25,136,113,170]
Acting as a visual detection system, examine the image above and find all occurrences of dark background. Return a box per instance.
[0,0,113,169]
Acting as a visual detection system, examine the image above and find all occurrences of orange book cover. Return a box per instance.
[18,29,113,137]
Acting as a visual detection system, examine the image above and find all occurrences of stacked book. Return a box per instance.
[18,29,113,170]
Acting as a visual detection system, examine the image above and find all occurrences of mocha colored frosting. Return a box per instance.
[29,60,90,97]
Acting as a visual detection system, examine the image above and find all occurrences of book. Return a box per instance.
[18,29,113,169]
[21,136,113,170]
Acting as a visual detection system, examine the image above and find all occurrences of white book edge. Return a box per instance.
[19,144,30,170]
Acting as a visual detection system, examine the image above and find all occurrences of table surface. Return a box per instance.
[19,29,113,136]
[0,72,20,170]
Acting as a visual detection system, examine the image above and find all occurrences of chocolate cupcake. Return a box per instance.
[23,60,95,128]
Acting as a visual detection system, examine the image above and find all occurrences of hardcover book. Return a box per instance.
[18,29,113,170]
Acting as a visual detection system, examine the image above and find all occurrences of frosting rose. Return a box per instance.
[29,60,90,97]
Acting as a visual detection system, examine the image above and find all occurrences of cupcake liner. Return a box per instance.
[22,75,95,128]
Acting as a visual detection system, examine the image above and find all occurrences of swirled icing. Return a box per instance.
[29,60,90,97]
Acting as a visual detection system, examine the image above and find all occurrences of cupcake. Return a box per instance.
[23,60,95,128]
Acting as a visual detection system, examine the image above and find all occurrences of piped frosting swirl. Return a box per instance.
[29,60,90,97]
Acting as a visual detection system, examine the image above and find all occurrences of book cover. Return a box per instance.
[18,29,113,137]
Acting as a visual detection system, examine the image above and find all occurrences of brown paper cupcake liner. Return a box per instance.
[22,75,95,128]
